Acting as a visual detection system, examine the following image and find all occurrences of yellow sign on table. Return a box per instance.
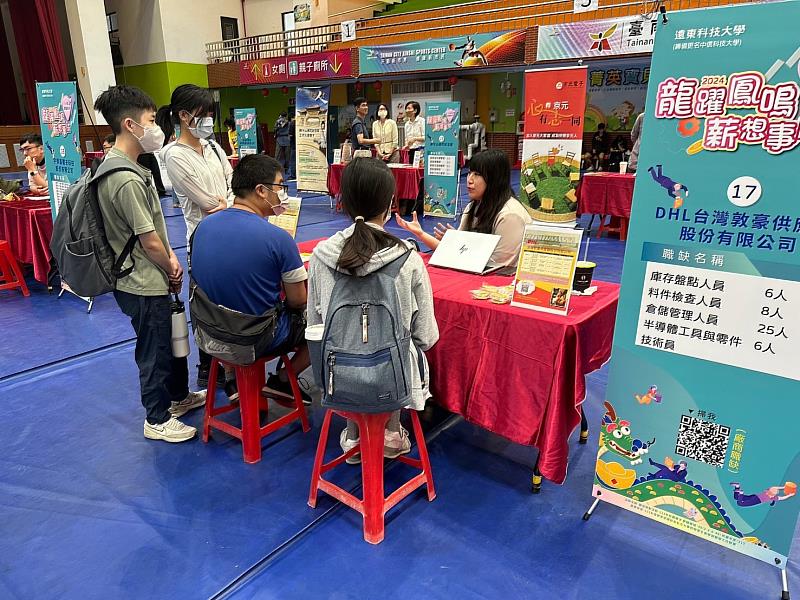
[510,225,582,315]
[268,196,302,238]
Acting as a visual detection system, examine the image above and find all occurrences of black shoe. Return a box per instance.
[224,379,239,403]
[197,366,227,388]
[262,373,312,407]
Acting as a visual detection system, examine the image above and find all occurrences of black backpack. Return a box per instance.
[49,157,143,297]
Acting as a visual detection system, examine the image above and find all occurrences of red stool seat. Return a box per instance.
[203,355,310,463]
[0,240,30,297]
[308,408,436,544]
[597,215,629,241]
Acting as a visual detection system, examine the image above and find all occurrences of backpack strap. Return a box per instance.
[113,234,139,279]
[377,248,412,278]
[206,140,224,165]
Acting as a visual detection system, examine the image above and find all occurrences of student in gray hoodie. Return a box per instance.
[308,158,439,462]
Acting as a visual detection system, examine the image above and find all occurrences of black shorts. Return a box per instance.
[268,310,307,356]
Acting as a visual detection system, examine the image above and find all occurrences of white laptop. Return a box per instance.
[428,229,501,275]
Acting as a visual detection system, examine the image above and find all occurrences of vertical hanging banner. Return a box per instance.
[518,67,586,225]
[234,108,258,157]
[295,86,330,193]
[36,82,82,220]
[592,1,800,573]
[423,101,460,218]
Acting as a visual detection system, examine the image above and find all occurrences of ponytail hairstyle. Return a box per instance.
[464,149,515,235]
[155,106,174,146]
[337,158,403,273]
[166,84,215,133]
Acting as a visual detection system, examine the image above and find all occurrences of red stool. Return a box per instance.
[597,215,629,241]
[0,240,29,297]
[203,355,310,463]
[308,409,436,544]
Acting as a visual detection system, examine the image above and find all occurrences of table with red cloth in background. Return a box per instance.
[297,239,620,486]
[579,172,635,218]
[0,199,54,285]
[327,163,423,209]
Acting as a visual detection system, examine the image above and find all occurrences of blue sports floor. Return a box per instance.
[1,172,797,599]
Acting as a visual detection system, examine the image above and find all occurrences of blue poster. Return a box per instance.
[234,108,258,157]
[423,101,460,219]
[36,82,82,220]
[593,1,800,570]
[295,86,329,193]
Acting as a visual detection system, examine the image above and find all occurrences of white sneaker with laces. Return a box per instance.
[384,427,411,459]
[144,417,197,442]
[339,429,361,465]
[169,390,207,417]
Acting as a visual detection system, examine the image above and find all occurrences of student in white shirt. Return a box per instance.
[402,101,425,156]
[158,84,236,394]
[396,149,532,267]
[159,85,233,248]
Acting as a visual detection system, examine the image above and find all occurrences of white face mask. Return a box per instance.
[378,110,387,118]
[131,121,165,153]
[188,116,214,139]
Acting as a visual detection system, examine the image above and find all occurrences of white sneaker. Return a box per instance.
[339,428,361,465]
[384,427,411,459]
[169,390,207,417]
[143,417,197,442]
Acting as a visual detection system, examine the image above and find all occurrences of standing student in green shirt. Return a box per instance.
[93,85,205,443]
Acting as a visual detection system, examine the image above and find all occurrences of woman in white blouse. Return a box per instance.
[158,84,236,396]
[396,149,532,268]
[159,84,233,248]
[402,101,425,158]
[372,103,399,163]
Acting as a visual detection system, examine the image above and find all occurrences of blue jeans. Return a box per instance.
[114,291,189,424]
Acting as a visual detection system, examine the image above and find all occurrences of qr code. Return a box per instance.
[675,414,730,468]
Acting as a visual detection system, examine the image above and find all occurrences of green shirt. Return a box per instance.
[97,148,170,296]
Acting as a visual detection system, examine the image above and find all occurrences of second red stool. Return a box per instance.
[308,409,436,544]
[0,240,29,297]
[203,355,310,463]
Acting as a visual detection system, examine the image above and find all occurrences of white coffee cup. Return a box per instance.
[305,324,324,341]
[619,161,628,174]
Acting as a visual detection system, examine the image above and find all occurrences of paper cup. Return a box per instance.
[619,161,628,174]
[573,261,596,292]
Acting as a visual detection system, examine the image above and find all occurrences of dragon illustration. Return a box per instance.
[598,401,655,466]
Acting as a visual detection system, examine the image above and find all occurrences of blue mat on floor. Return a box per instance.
[0,345,367,599]
[224,376,800,600]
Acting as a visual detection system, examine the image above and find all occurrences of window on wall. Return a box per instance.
[221,17,239,40]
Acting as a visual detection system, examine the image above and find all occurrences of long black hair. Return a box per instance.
[463,149,514,234]
[156,84,215,141]
[337,158,403,273]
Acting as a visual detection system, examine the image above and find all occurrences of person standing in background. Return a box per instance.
[628,112,644,174]
[275,112,291,173]
[373,103,399,163]
[402,101,425,159]
[224,117,238,158]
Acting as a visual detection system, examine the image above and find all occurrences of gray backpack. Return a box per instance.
[312,250,420,413]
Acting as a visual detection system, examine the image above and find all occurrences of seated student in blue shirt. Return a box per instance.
[191,154,311,404]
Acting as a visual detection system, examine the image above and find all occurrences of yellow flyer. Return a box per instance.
[268,196,302,238]
[510,225,582,315]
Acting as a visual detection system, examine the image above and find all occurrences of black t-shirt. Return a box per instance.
[351,116,368,150]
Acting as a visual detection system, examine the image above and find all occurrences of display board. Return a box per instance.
[592,0,800,573]
[519,67,586,225]
[423,101,460,218]
[537,15,657,61]
[36,81,82,220]
[234,108,258,157]
[584,57,651,133]
[268,196,302,238]
[295,86,330,193]
[511,225,581,315]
